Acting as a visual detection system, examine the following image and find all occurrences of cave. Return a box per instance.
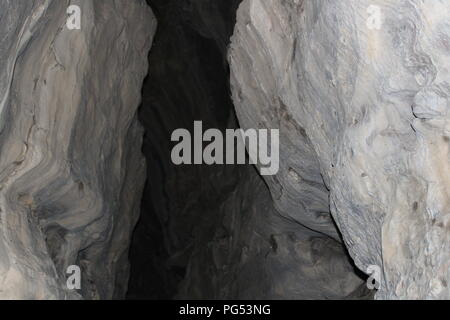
[0,0,448,300]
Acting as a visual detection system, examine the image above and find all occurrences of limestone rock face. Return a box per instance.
[0,0,155,299]
[229,0,449,299]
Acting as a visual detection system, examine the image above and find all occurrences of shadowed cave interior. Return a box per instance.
[126,0,369,300]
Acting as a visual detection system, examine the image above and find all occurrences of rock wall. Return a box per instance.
[229,0,449,299]
[0,0,155,299]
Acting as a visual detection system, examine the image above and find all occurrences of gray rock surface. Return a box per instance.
[0,0,155,299]
[229,0,449,299]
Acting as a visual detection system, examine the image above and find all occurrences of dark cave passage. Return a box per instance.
[127,0,244,299]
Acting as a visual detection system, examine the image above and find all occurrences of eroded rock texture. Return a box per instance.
[0,0,155,299]
[229,0,449,299]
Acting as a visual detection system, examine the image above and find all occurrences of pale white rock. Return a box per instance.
[0,0,155,299]
[229,0,449,299]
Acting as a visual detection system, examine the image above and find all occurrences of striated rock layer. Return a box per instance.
[229,0,449,299]
[0,0,155,299]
